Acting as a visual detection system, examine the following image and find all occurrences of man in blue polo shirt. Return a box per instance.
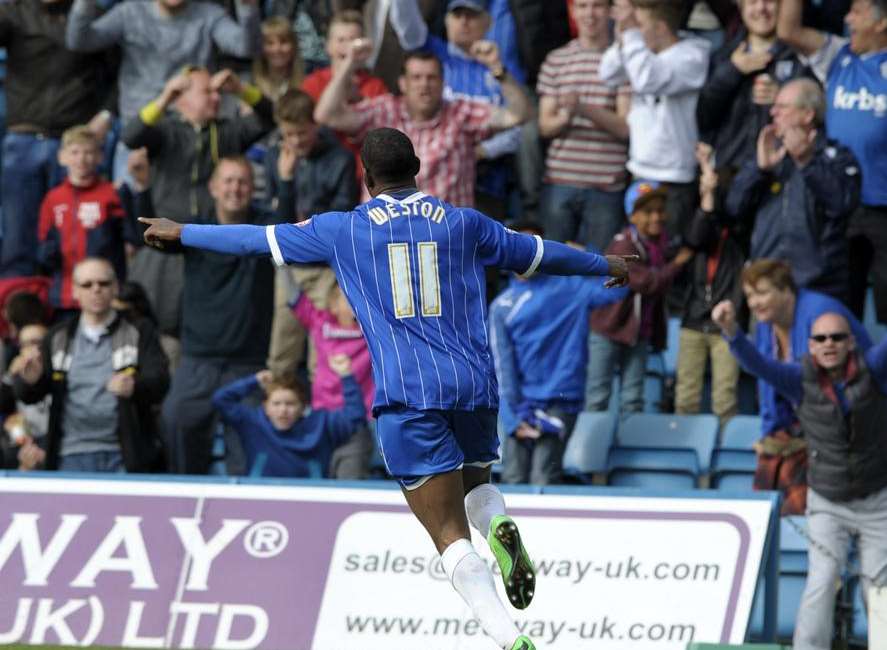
[778,0,887,320]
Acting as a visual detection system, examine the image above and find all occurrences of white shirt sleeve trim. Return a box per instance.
[518,235,544,279]
[266,225,285,267]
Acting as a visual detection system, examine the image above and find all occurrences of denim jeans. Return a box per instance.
[0,133,65,277]
[58,450,125,473]
[585,333,648,413]
[540,183,625,252]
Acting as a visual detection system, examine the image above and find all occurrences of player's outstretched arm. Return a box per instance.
[534,238,637,287]
[140,217,271,256]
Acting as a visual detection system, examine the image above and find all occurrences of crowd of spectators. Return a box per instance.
[0,0,885,500]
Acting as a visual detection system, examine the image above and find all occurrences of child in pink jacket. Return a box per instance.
[291,282,374,416]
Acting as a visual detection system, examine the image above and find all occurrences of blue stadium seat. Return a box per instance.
[606,447,699,489]
[643,373,664,413]
[617,413,719,473]
[209,423,228,476]
[721,415,763,449]
[562,411,617,482]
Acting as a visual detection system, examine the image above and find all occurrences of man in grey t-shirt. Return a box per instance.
[14,258,170,473]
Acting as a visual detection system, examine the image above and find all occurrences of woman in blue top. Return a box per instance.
[212,354,366,477]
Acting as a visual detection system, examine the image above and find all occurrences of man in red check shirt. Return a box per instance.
[314,40,531,207]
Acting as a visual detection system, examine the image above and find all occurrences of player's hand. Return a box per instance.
[328,354,352,377]
[106,370,135,398]
[471,40,502,73]
[730,44,771,75]
[211,69,243,95]
[603,254,639,288]
[711,300,738,337]
[139,217,184,249]
[756,124,786,171]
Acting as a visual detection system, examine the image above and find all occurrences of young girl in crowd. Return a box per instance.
[212,354,366,478]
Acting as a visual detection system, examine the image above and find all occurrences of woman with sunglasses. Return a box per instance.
[712,299,887,650]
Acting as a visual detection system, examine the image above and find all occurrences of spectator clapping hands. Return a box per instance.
[328,354,353,377]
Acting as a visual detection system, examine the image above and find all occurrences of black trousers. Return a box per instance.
[847,205,887,324]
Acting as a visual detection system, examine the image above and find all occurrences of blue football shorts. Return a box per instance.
[374,407,501,490]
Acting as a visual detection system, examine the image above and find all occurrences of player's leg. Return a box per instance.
[458,411,536,611]
[402,471,531,650]
[377,408,533,650]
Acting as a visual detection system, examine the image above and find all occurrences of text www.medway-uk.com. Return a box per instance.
[344,614,696,644]
[339,552,721,644]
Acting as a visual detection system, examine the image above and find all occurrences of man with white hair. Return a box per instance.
[13,258,169,472]
[713,302,887,650]
[726,77,861,302]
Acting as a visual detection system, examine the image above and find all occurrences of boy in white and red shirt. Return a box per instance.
[38,126,135,311]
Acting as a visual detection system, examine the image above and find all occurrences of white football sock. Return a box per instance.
[465,482,507,537]
[440,538,518,649]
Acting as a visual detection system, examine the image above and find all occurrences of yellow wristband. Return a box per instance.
[139,101,164,126]
[240,84,263,106]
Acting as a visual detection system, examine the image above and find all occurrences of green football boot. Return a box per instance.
[510,635,536,650]
[488,515,535,609]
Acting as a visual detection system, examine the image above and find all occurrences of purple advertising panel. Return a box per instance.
[0,477,774,650]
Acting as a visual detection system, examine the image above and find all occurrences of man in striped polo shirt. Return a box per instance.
[536,0,631,251]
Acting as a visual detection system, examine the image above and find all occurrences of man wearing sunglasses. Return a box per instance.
[11,258,169,474]
[712,301,887,650]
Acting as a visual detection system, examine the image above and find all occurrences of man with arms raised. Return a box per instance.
[713,302,887,650]
[141,127,633,650]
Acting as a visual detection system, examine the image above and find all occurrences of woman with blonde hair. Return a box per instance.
[252,16,305,102]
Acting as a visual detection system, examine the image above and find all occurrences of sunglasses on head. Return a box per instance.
[809,332,850,343]
[78,279,112,289]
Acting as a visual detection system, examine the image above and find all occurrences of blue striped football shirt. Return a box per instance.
[265,190,543,412]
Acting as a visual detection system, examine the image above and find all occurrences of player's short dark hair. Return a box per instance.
[5,292,47,329]
[400,50,443,76]
[360,128,420,184]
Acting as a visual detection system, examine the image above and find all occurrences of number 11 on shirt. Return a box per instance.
[388,242,442,319]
